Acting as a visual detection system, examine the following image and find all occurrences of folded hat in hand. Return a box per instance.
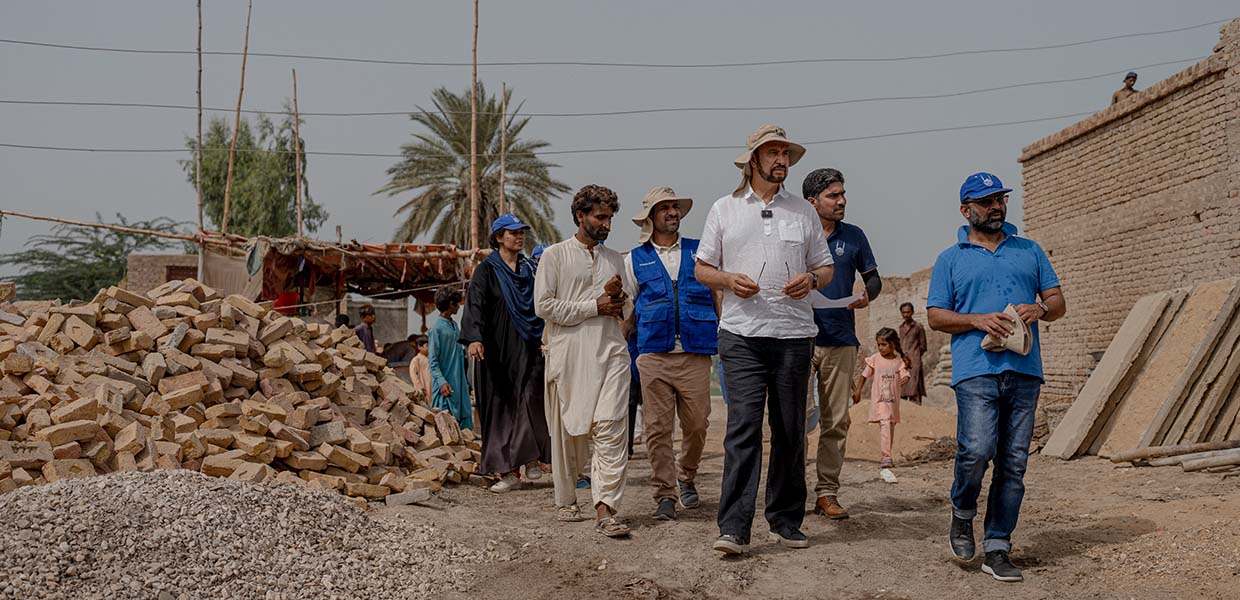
[980,304,1032,356]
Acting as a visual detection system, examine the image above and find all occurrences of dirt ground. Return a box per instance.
[377,396,1240,600]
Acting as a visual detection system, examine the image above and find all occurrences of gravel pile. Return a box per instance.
[0,470,495,600]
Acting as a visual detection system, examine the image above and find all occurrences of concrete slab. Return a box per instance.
[1041,291,1171,459]
[1141,279,1240,448]
[1098,278,1238,458]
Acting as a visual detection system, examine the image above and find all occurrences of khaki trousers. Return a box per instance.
[546,380,628,511]
[636,352,712,502]
[808,345,856,497]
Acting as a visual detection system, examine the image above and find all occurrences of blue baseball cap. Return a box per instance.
[531,244,549,260]
[959,172,1012,203]
[1125,72,1138,80]
[490,213,530,234]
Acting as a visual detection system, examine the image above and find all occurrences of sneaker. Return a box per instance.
[880,468,898,484]
[653,498,676,521]
[525,464,544,481]
[768,529,810,549]
[576,475,591,489]
[981,550,1023,582]
[712,534,750,555]
[949,515,976,561]
[489,474,520,494]
[678,481,701,509]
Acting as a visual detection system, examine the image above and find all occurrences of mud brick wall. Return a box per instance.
[125,254,199,296]
[1018,19,1240,403]
[855,267,949,376]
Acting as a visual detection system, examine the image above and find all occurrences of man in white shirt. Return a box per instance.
[695,125,835,554]
[535,184,634,539]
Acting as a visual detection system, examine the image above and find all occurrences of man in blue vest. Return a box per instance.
[802,168,882,521]
[625,186,720,522]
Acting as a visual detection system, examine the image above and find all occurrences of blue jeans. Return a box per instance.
[951,371,1041,553]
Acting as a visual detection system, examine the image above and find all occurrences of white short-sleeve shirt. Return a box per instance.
[696,185,832,339]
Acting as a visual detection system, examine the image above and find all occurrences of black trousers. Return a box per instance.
[716,331,813,539]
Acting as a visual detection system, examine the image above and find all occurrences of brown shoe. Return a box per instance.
[814,495,849,520]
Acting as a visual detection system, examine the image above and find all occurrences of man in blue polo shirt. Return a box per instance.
[802,168,882,521]
[927,171,1065,583]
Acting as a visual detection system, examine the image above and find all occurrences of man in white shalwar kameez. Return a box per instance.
[535,184,635,538]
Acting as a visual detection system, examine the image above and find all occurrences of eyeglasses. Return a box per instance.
[967,194,1008,208]
[756,261,791,290]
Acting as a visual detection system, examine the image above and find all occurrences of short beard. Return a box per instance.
[968,208,1005,233]
[755,161,786,184]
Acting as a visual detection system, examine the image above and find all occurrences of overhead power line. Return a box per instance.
[0,56,1203,119]
[0,17,1227,69]
[0,109,1095,158]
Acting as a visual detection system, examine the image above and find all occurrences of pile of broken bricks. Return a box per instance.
[1042,277,1240,475]
[0,278,483,506]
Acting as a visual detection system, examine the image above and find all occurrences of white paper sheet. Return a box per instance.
[809,291,862,309]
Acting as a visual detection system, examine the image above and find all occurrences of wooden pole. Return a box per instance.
[1182,448,1240,472]
[195,0,205,235]
[221,0,253,235]
[195,0,206,280]
[469,0,479,249]
[1110,439,1240,463]
[292,68,304,238]
[0,210,196,242]
[1148,446,1240,467]
[499,81,507,216]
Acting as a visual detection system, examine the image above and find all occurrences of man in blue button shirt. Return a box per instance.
[927,171,1066,583]
[802,168,882,521]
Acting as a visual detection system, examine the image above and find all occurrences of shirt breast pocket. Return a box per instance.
[778,220,803,244]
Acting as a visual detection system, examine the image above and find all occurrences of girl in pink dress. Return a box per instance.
[854,328,910,482]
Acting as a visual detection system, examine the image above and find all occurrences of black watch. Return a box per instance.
[810,271,819,288]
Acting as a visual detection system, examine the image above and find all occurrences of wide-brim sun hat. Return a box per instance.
[632,186,692,244]
[733,124,806,171]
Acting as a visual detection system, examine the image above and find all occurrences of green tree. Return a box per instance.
[0,214,188,301]
[376,83,567,247]
[181,108,326,237]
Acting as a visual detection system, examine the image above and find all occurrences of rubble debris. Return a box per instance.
[0,279,484,500]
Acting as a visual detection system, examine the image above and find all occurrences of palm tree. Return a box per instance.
[377,83,568,247]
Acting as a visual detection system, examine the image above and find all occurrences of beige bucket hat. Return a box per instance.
[981,304,1032,356]
[733,124,806,194]
[632,186,692,244]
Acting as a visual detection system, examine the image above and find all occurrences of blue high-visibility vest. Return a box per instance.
[631,238,718,355]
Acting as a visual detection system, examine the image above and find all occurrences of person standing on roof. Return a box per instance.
[1111,72,1138,105]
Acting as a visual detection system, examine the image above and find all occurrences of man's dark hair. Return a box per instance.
[415,334,429,348]
[802,168,845,200]
[334,314,351,328]
[571,184,620,226]
[406,333,418,342]
[434,287,463,312]
[899,302,915,312]
[358,304,375,317]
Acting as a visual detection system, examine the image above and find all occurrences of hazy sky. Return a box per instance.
[2,1,1234,279]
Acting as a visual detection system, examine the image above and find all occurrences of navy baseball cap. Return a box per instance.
[1125,72,1138,80]
[490,213,530,234]
[959,172,1012,203]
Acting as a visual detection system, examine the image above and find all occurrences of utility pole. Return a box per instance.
[469,0,480,249]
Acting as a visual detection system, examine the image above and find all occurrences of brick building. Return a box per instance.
[1019,18,1240,404]
[125,253,198,296]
